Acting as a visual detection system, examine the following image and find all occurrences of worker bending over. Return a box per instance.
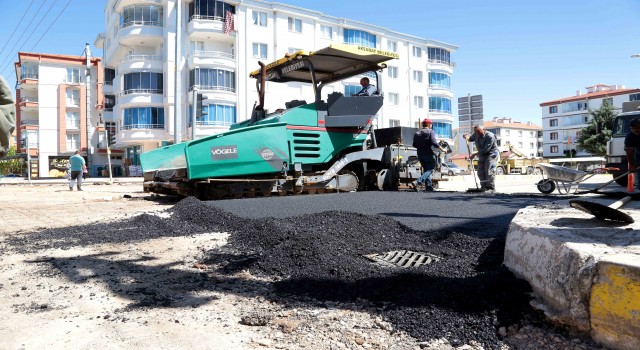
[463,125,499,192]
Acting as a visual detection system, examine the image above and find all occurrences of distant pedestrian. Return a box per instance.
[412,119,447,192]
[69,150,86,191]
[625,118,640,189]
[463,125,499,192]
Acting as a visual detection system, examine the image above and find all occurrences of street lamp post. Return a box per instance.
[97,122,113,183]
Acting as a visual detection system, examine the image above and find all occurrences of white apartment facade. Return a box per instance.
[540,84,640,159]
[95,0,457,162]
[12,52,118,178]
[453,118,542,157]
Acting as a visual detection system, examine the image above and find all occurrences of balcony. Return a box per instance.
[113,0,162,13]
[117,90,164,108]
[19,96,38,111]
[426,59,454,73]
[187,15,235,42]
[119,54,163,73]
[188,85,235,103]
[19,73,38,89]
[187,50,235,70]
[118,21,163,47]
[118,125,168,145]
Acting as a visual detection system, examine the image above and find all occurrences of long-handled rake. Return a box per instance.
[465,140,484,193]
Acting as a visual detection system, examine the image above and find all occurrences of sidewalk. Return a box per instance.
[0,176,144,186]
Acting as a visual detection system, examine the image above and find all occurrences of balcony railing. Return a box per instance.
[121,88,163,95]
[20,73,39,80]
[122,54,163,62]
[121,20,163,28]
[65,76,82,84]
[66,123,80,130]
[189,120,234,127]
[122,123,164,130]
[428,109,452,114]
[105,80,114,85]
[192,50,235,59]
[427,59,453,67]
[20,96,38,103]
[190,85,235,93]
[20,119,38,125]
[189,14,225,22]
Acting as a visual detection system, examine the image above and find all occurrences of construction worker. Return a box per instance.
[625,118,640,190]
[0,76,16,158]
[354,77,376,96]
[463,125,499,192]
[412,118,447,192]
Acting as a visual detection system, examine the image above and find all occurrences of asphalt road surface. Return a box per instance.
[207,191,553,238]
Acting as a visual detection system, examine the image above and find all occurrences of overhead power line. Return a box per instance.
[0,0,35,58]
[28,0,74,54]
[0,0,48,75]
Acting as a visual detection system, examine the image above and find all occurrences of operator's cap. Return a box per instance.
[422,118,433,125]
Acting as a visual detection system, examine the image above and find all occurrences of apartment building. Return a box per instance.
[13,52,118,178]
[540,84,640,158]
[453,118,542,157]
[95,0,457,162]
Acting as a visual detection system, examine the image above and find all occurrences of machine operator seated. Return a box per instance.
[352,77,377,96]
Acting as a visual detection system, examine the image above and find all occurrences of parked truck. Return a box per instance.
[606,101,640,186]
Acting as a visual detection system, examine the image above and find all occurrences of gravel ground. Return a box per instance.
[0,185,609,349]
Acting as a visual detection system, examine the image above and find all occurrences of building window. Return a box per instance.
[563,114,588,126]
[252,10,267,26]
[428,48,451,65]
[387,66,398,78]
[505,130,510,136]
[344,84,361,96]
[122,5,163,26]
[66,111,80,129]
[530,131,534,137]
[252,43,267,59]
[550,145,558,153]
[104,95,116,111]
[550,132,558,140]
[550,119,558,127]
[413,96,424,108]
[549,106,557,114]
[123,107,165,129]
[66,68,81,84]
[412,70,423,83]
[288,17,302,33]
[630,93,640,101]
[432,122,452,139]
[389,119,400,127]
[412,46,422,57]
[428,96,452,113]
[66,89,80,106]
[288,47,301,55]
[194,104,236,126]
[66,134,80,151]
[343,28,376,48]
[518,130,522,136]
[21,65,38,80]
[388,92,399,105]
[530,142,534,148]
[123,72,163,94]
[320,25,332,39]
[104,68,115,85]
[189,68,235,91]
[518,142,523,148]
[428,72,450,89]
[188,0,234,21]
[387,41,397,52]
[562,100,588,113]
[603,97,613,106]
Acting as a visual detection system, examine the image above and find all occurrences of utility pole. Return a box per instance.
[26,131,32,184]
[191,88,197,140]
[173,0,182,144]
[84,43,92,174]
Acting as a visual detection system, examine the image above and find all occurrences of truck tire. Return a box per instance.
[537,180,556,194]
[614,175,628,187]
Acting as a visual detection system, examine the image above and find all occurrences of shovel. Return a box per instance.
[569,196,634,223]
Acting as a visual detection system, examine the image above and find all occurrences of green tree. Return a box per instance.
[0,145,23,175]
[575,100,617,156]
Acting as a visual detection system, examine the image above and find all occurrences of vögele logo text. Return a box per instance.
[210,145,238,160]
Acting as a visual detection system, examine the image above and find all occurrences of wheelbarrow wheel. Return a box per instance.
[537,179,556,194]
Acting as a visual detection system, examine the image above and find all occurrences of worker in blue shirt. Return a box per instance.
[464,125,499,192]
[69,150,87,191]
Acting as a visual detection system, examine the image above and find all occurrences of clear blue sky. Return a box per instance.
[1,0,639,126]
